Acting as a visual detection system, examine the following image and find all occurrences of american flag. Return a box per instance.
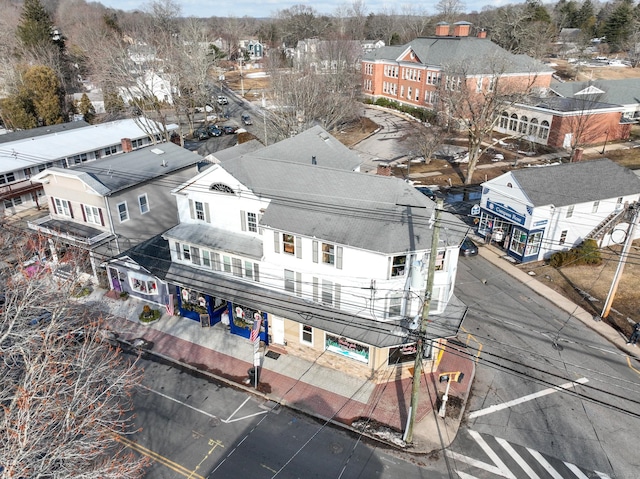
[249,316,262,343]
[165,294,174,316]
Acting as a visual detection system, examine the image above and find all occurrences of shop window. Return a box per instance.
[301,324,313,345]
[524,231,542,256]
[388,343,418,365]
[130,276,157,295]
[181,289,208,314]
[325,333,369,363]
[510,228,527,255]
[391,255,406,277]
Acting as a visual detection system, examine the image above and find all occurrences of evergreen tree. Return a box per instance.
[17,0,54,49]
[576,0,596,36]
[603,0,633,51]
[525,0,552,23]
[77,93,96,123]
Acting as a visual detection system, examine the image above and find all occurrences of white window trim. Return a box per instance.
[117,201,129,222]
[85,205,101,225]
[300,324,313,345]
[55,198,71,218]
[138,194,150,214]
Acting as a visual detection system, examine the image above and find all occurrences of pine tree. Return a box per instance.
[78,93,96,123]
[16,0,54,49]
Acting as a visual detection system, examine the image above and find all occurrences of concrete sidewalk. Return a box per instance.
[79,288,475,454]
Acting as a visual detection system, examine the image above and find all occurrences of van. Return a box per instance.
[241,114,252,125]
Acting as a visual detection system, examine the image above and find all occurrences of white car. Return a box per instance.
[217,96,228,105]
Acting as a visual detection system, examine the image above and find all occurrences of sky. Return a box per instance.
[97,0,518,19]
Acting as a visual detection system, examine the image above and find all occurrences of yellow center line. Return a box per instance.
[627,356,640,375]
[115,435,206,479]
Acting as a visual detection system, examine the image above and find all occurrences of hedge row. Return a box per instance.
[549,239,602,268]
[363,98,437,124]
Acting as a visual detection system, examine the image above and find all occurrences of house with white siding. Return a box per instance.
[106,128,469,379]
[477,158,640,263]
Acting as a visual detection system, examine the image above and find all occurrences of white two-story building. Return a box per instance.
[477,158,640,263]
[107,128,469,379]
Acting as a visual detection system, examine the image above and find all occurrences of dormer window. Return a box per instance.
[210,183,234,194]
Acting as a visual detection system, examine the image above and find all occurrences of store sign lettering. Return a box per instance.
[486,200,526,225]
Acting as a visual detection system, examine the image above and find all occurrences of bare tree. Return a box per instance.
[436,54,541,184]
[0,228,148,479]
[267,40,361,139]
[435,0,466,24]
[406,123,446,165]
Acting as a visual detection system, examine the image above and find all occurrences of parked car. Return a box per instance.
[460,237,478,257]
[194,127,209,141]
[208,125,223,137]
[217,95,228,105]
[222,125,238,135]
[415,186,436,201]
[241,114,252,125]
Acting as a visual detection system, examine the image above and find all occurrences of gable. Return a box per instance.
[398,47,422,64]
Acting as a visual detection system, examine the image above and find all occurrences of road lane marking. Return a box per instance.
[527,448,564,479]
[564,462,590,478]
[187,439,224,479]
[468,378,589,419]
[261,464,277,473]
[595,471,612,479]
[140,385,219,420]
[116,434,205,479]
[456,472,482,479]
[496,437,540,479]
[626,356,640,375]
[224,397,251,422]
[446,430,516,478]
[224,410,268,423]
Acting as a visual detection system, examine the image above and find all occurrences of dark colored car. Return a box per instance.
[460,237,478,257]
[195,127,209,141]
[416,186,437,201]
[222,125,237,135]
[208,125,223,137]
[29,310,53,326]
[241,114,252,125]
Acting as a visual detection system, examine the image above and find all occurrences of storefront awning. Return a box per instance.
[165,263,467,348]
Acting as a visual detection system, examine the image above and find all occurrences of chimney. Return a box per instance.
[312,155,317,165]
[477,29,487,39]
[435,22,450,37]
[574,148,584,162]
[453,21,472,37]
[377,163,391,176]
[121,138,133,153]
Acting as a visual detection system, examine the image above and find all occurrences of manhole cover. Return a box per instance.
[209,417,221,427]
[330,442,344,454]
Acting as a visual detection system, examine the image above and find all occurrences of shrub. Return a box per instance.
[549,240,601,267]
[139,305,161,323]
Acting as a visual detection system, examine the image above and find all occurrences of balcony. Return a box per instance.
[0,180,43,202]
[28,215,114,246]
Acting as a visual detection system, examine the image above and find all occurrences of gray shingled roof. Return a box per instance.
[221,154,468,254]
[0,121,90,144]
[526,95,620,113]
[164,222,263,260]
[510,158,640,207]
[248,125,362,171]
[364,37,554,75]
[550,78,640,107]
[43,142,201,195]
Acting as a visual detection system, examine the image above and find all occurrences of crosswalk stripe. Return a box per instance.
[496,437,540,479]
[595,471,612,479]
[527,448,564,479]
[447,451,506,476]
[564,462,589,478]
[469,430,517,479]
[456,471,483,479]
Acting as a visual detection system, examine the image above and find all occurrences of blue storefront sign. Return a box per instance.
[486,200,526,225]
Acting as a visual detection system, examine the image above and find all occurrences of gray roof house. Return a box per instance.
[28,142,201,280]
[478,158,640,263]
[112,127,469,377]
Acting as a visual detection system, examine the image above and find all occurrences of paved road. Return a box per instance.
[351,107,418,174]
[130,355,451,479]
[451,254,637,478]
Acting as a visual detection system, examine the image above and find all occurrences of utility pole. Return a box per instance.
[601,203,639,319]
[405,198,442,444]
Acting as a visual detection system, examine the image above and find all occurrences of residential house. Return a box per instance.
[28,142,201,282]
[361,21,554,110]
[240,39,264,61]
[361,39,385,54]
[119,71,177,106]
[294,39,364,72]
[0,119,177,216]
[107,128,469,379]
[477,158,640,263]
